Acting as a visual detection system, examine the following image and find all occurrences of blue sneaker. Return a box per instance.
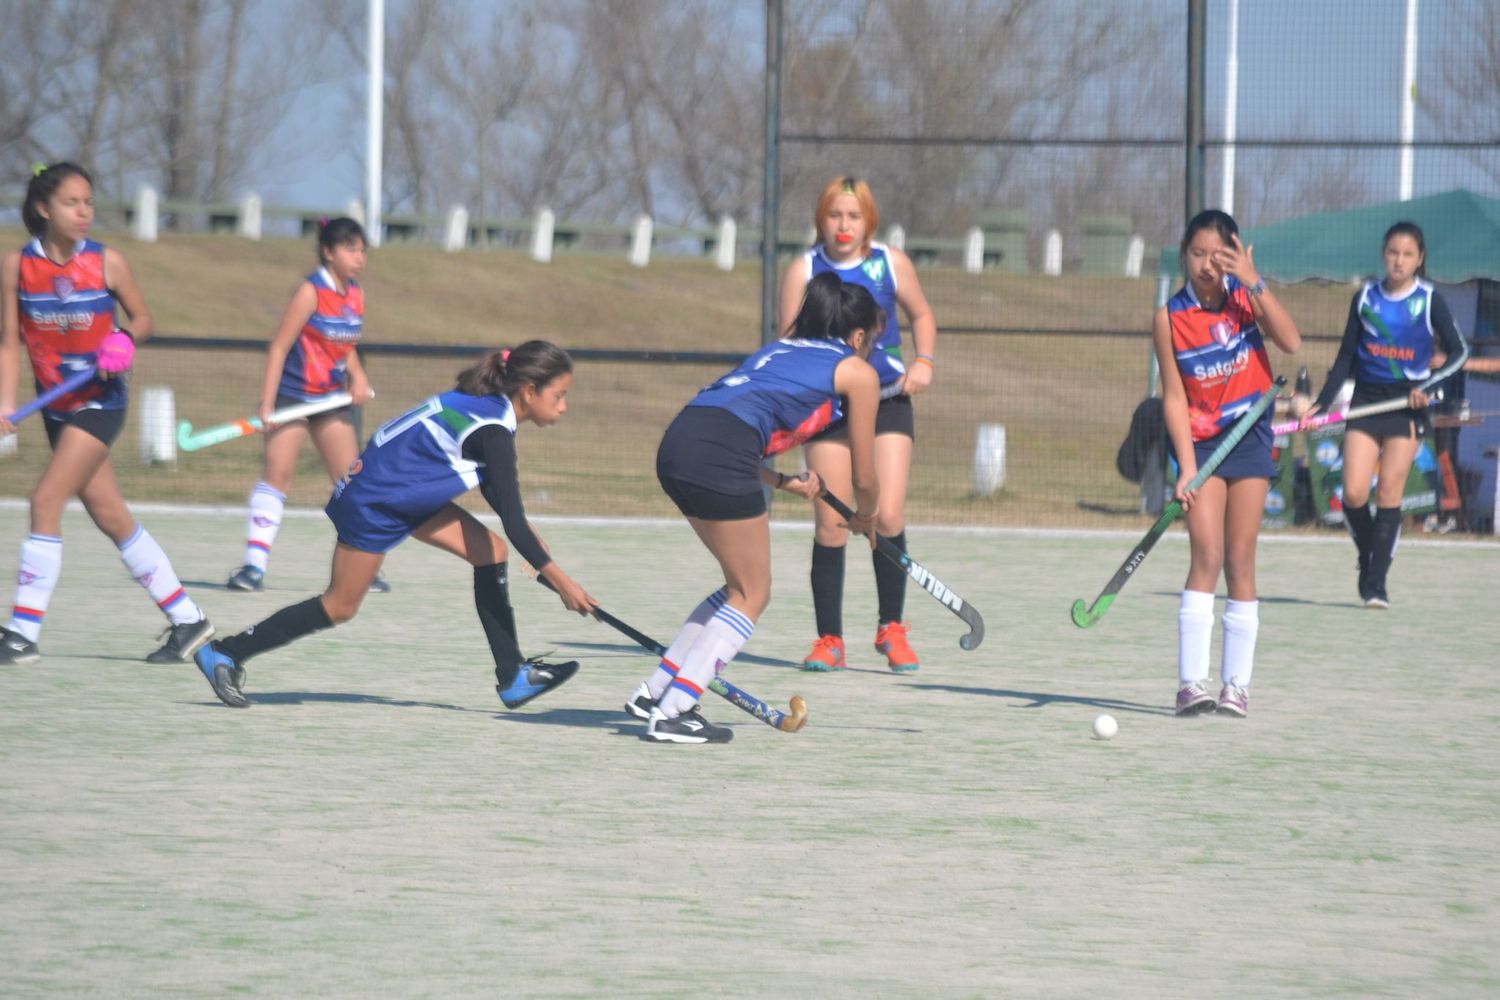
[497,658,579,709]
[194,642,249,708]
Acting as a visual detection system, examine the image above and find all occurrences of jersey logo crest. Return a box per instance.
[1407,297,1425,318]
[52,276,75,300]
[862,258,886,284]
[1210,320,1234,347]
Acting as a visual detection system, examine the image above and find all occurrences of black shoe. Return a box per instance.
[1356,555,1373,602]
[194,642,250,708]
[368,571,391,594]
[624,681,656,720]
[644,704,733,744]
[1364,587,1391,610]
[227,565,265,592]
[0,627,40,665]
[145,617,216,664]
[497,658,579,708]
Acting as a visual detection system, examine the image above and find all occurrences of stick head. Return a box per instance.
[1070,596,1110,628]
[779,695,808,733]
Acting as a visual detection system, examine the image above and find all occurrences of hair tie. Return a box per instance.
[318,216,329,227]
[500,349,511,362]
[32,162,48,177]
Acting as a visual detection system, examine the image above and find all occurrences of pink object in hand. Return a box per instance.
[96,330,135,374]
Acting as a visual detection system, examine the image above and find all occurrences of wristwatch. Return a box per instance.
[1246,278,1267,297]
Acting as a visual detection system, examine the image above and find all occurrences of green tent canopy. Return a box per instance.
[1158,188,1500,284]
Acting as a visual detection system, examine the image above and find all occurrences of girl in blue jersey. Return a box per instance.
[193,341,596,708]
[0,163,214,666]
[226,218,382,593]
[627,272,882,743]
[1307,222,1468,608]
[777,177,937,674]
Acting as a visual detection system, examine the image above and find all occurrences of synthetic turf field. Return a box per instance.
[1,506,1497,998]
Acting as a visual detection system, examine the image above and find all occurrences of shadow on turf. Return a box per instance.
[909,682,1172,716]
[1145,588,1362,610]
[552,639,802,670]
[247,691,492,712]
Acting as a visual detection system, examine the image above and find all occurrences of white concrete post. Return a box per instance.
[443,205,469,252]
[885,224,906,252]
[1043,229,1063,276]
[238,193,262,240]
[972,424,1007,496]
[629,214,653,267]
[714,216,736,272]
[138,386,176,465]
[344,199,366,225]
[134,185,159,243]
[963,226,984,274]
[530,208,555,263]
[1125,235,1145,277]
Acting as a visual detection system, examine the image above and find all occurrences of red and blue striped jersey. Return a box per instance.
[278,268,363,400]
[1167,276,1273,441]
[16,238,122,413]
[687,337,854,455]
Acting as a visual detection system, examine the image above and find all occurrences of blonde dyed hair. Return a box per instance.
[813,176,880,254]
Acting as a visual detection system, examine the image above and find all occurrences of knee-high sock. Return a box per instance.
[474,562,525,687]
[8,534,62,642]
[659,603,754,718]
[873,531,908,625]
[217,596,333,665]
[1367,506,1403,590]
[1221,599,1258,687]
[243,482,285,572]
[1178,589,1215,686]
[646,588,727,700]
[1344,502,1375,571]
[810,543,845,637]
[118,525,203,626]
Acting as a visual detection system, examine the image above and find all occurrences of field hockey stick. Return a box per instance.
[176,392,359,451]
[6,366,98,425]
[1070,375,1286,629]
[818,492,985,650]
[535,580,808,732]
[1271,344,1470,436]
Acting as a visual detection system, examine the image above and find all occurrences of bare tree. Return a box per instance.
[1423,0,1500,186]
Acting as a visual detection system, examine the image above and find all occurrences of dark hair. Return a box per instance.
[22,162,94,237]
[1179,208,1239,260]
[1383,220,1427,278]
[318,216,367,262]
[456,340,573,398]
[790,271,883,343]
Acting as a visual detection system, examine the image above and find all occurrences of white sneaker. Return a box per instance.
[644,705,733,744]
[624,681,655,720]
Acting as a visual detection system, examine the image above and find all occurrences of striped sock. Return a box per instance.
[244,481,285,572]
[659,603,755,717]
[118,525,203,626]
[8,534,62,642]
[646,588,727,700]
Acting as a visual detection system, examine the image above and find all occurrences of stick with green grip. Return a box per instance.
[1070,375,1286,628]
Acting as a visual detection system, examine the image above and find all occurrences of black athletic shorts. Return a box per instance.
[43,406,125,448]
[656,406,767,521]
[806,392,915,444]
[1345,383,1428,441]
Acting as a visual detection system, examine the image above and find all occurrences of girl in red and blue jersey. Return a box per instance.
[627,272,882,744]
[0,163,213,666]
[778,177,938,674]
[1307,222,1468,608]
[1153,209,1301,719]
[226,218,380,593]
[194,341,596,709]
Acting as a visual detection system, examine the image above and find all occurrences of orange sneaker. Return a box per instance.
[874,621,920,672]
[801,634,847,672]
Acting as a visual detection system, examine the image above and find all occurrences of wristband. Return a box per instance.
[116,328,136,342]
[775,472,787,490]
[1246,278,1266,297]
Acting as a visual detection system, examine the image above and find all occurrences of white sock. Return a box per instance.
[646,588,727,700]
[659,603,754,717]
[118,525,203,626]
[244,482,285,572]
[1221,599,1259,687]
[1177,589,1215,686]
[8,534,62,642]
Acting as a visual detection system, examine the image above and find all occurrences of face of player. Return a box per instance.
[1383,234,1422,291]
[323,239,367,286]
[521,371,572,426]
[37,175,95,247]
[820,193,867,260]
[1183,229,1227,298]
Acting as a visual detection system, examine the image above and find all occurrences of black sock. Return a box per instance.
[1344,502,1375,568]
[1367,507,1403,592]
[873,531,908,625]
[810,543,845,637]
[218,597,333,664]
[475,562,525,687]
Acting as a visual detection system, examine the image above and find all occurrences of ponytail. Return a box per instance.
[456,340,573,398]
[790,271,881,344]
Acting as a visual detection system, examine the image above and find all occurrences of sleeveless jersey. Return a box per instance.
[278,267,363,400]
[336,391,516,522]
[806,242,904,393]
[1350,278,1439,385]
[686,337,854,455]
[1167,276,1273,441]
[16,238,123,413]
